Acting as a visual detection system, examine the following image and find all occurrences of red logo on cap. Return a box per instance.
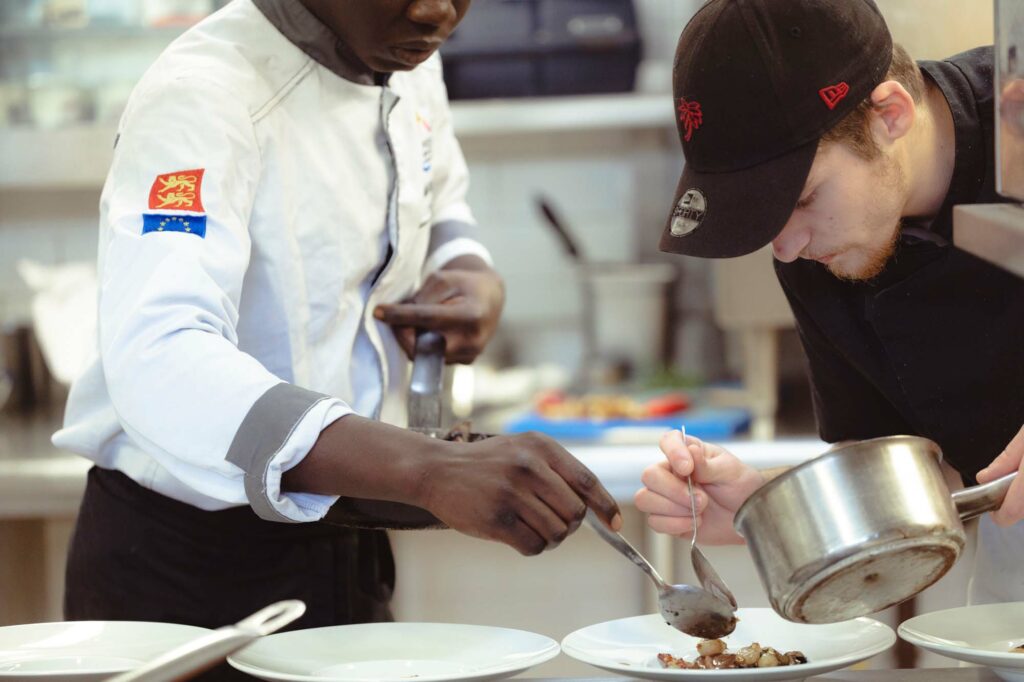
[818,82,850,110]
[677,98,703,142]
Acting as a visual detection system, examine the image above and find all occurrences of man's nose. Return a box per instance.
[771,219,811,263]
[407,0,458,28]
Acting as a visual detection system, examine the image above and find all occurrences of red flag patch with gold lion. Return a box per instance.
[148,169,205,212]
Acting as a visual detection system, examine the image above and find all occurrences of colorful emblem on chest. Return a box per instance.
[149,169,206,212]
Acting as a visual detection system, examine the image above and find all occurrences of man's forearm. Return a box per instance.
[282,414,440,505]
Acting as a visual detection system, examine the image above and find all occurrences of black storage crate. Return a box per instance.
[440,0,642,99]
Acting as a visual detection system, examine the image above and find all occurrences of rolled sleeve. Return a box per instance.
[226,383,349,522]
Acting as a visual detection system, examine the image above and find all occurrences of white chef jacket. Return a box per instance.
[52,0,491,523]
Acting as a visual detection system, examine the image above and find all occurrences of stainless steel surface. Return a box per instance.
[996,0,1024,200]
[585,509,737,639]
[106,600,305,682]
[952,471,1017,521]
[953,204,1024,278]
[407,331,445,431]
[734,435,1017,625]
[682,426,737,609]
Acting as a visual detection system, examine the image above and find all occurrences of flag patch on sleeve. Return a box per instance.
[142,213,207,238]
[148,169,205,212]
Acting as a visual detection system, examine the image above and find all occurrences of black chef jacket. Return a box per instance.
[775,46,1023,484]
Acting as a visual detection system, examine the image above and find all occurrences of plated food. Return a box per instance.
[561,610,894,682]
[658,640,808,670]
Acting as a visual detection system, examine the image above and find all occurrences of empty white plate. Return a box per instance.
[561,609,895,681]
[899,602,1024,682]
[0,620,210,681]
[227,622,560,682]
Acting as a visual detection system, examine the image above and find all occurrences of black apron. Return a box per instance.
[65,466,395,681]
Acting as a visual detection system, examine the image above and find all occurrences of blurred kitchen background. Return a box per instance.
[0,0,999,675]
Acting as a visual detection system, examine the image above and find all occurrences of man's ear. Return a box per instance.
[867,80,915,145]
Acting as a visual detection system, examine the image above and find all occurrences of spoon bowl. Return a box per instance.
[585,510,737,639]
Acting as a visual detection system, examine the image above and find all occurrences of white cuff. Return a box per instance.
[262,399,349,522]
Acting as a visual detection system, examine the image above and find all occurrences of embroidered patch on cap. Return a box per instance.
[677,97,703,142]
[148,169,205,212]
[670,189,707,237]
[818,82,850,110]
[142,213,207,238]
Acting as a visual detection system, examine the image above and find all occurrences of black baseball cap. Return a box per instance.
[659,0,894,258]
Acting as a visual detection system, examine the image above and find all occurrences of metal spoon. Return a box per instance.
[586,510,737,639]
[682,425,738,609]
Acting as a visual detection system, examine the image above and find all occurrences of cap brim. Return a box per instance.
[659,138,819,258]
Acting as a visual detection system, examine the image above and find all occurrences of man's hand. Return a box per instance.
[634,430,766,544]
[976,422,1024,526]
[374,256,504,364]
[415,432,622,556]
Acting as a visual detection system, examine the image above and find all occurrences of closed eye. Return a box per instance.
[795,191,817,210]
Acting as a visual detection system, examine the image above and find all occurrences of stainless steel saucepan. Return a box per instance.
[733,435,1016,624]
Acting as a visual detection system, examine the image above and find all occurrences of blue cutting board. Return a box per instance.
[504,407,751,441]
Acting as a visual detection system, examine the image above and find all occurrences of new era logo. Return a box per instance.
[818,82,850,110]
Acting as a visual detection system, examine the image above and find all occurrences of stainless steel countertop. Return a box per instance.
[0,412,827,519]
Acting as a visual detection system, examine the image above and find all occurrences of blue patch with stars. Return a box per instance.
[142,213,206,238]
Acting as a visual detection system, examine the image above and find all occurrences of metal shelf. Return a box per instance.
[0,24,185,41]
[0,92,676,191]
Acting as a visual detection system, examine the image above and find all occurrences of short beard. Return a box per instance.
[827,153,906,282]
[828,221,902,282]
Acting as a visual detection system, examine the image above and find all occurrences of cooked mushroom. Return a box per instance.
[658,640,808,670]
[757,650,780,667]
[697,639,726,656]
[735,643,763,667]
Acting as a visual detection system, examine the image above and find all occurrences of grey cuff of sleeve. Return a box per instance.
[226,382,330,523]
[428,218,478,255]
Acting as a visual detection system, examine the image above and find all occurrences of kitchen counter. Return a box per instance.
[0,412,827,517]
[0,411,827,627]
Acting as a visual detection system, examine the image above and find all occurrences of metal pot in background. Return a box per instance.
[734,435,1016,624]
[534,196,677,387]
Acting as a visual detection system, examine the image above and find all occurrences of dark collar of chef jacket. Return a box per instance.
[252,0,389,87]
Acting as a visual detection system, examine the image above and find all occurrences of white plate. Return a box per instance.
[0,620,210,681]
[898,602,1024,682]
[227,622,560,682]
[561,609,895,681]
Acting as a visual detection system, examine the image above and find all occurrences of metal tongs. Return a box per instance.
[106,600,305,682]
[408,330,446,435]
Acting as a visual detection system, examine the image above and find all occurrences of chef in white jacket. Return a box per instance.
[53,0,622,661]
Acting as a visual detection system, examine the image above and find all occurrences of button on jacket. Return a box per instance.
[53,0,492,523]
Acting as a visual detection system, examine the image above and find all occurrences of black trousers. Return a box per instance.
[65,466,395,681]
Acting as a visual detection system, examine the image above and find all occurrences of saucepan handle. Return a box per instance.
[952,471,1017,522]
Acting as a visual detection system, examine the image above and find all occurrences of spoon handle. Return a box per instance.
[585,509,668,591]
[682,425,699,549]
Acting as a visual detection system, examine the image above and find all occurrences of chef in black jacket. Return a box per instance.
[635,0,1024,603]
